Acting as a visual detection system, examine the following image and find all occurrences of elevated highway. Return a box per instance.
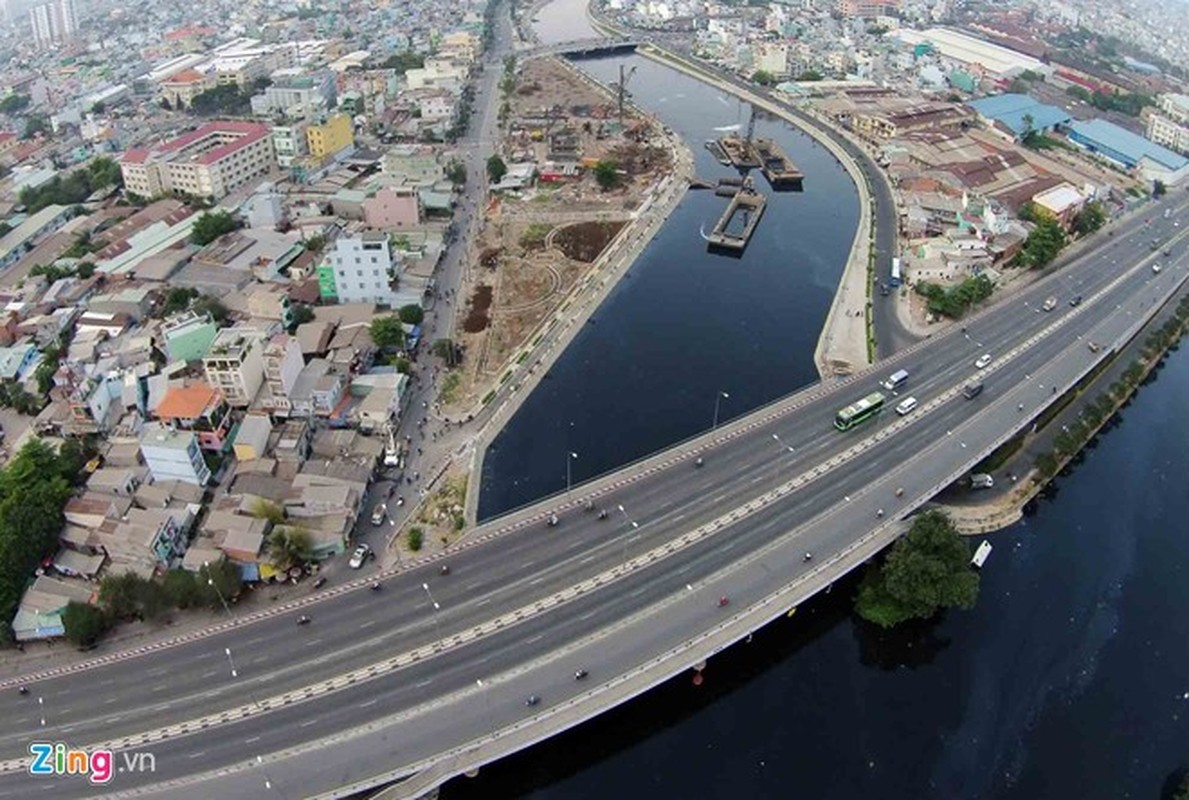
[0,200,1184,798]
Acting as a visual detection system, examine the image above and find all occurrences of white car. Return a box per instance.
[370,504,387,526]
[975,354,993,369]
[348,543,373,569]
[1152,263,1162,274]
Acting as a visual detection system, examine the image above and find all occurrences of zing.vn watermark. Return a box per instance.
[28,742,156,785]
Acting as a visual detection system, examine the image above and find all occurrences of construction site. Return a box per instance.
[447,56,675,411]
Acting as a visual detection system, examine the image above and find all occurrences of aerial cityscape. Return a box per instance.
[0,0,1185,797]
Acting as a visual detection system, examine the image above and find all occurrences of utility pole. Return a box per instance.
[617,64,636,123]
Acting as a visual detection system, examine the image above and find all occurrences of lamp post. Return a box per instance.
[771,432,795,455]
[712,390,730,432]
[617,504,640,564]
[566,451,578,496]
[422,582,442,639]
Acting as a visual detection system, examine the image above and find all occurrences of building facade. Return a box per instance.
[119,122,277,202]
[1146,95,1189,156]
[140,423,212,486]
[202,327,266,407]
[320,233,398,306]
[29,0,76,49]
[261,333,305,414]
[306,114,354,161]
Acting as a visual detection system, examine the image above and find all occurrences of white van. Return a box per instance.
[881,369,909,391]
[895,396,918,416]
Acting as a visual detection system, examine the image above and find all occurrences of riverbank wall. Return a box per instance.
[628,43,874,380]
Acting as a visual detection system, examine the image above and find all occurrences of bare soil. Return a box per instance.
[554,221,627,263]
[462,285,493,333]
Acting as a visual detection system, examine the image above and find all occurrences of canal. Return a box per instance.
[451,3,1189,799]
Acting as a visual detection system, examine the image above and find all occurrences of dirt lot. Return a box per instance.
[440,56,671,411]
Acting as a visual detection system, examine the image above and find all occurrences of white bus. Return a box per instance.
[890,257,902,288]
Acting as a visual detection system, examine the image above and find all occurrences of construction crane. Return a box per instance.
[616,64,637,122]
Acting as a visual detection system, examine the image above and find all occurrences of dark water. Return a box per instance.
[455,332,1189,800]
[478,53,859,518]
[454,7,1189,799]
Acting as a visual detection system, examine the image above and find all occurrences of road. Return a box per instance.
[1,196,1185,798]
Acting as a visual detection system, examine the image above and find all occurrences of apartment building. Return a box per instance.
[202,327,266,407]
[271,122,310,168]
[119,121,277,202]
[154,383,232,452]
[318,233,398,306]
[250,69,336,117]
[29,0,76,49]
[306,114,354,161]
[261,333,305,414]
[140,422,211,486]
[1146,94,1189,156]
[160,69,212,108]
[160,310,218,362]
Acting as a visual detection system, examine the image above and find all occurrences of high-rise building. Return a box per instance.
[29,0,77,49]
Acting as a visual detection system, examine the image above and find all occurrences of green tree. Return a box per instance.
[1071,202,1107,236]
[22,115,48,140]
[250,498,286,525]
[304,233,327,254]
[593,160,620,190]
[398,304,424,325]
[162,569,202,609]
[486,154,507,184]
[797,69,824,81]
[1153,179,1167,197]
[407,527,424,551]
[381,50,426,74]
[1017,215,1067,269]
[445,159,467,186]
[370,315,406,351]
[291,304,316,326]
[191,294,229,324]
[1174,772,1189,800]
[99,572,144,621]
[855,510,980,628]
[751,69,777,86]
[198,560,242,609]
[267,526,313,570]
[0,93,31,113]
[432,338,460,367]
[190,210,238,245]
[162,287,199,315]
[62,601,108,648]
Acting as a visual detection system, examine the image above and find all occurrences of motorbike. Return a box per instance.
[312,577,327,589]
[718,596,730,608]
[597,509,608,520]
[297,615,311,626]
[371,583,382,592]
[440,564,451,576]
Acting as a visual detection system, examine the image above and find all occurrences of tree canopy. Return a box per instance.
[370,315,405,351]
[0,441,77,643]
[398,304,424,325]
[17,157,123,213]
[856,510,980,628]
[381,50,426,74]
[751,70,777,86]
[1016,215,1067,269]
[915,274,995,318]
[0,93,31,114]
[191,210,238,245]
[593,160,620,190]
[1071,202,1107,237]
[486,154,507,184]
[268,526,313,570]
[62,601,108,648]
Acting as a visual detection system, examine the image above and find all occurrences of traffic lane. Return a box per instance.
[2,231,1154,737]
[2,274,1169,794]
[4,200,1174,741]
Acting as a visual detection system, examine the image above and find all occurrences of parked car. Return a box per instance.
[1069,295,1082,307]
[371,504,386,526]
[348,543,373,569]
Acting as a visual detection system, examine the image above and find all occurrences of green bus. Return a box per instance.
[834,391,886,431]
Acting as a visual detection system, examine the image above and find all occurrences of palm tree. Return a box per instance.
[268,526,313,570]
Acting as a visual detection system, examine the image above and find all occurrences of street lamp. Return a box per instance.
[617,504,640,565]
[771,433,795,454]
[712,390,730,433]
[422,582,442,639]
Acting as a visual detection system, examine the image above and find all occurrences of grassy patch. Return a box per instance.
[438,371,461,405]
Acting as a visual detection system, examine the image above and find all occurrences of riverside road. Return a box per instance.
[0,199,1185,798]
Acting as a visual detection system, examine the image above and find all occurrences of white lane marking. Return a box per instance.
[359,699,378,709]
[299,719,318,728]
[415,679,433,688]
[150,685,167,693]
[521,561,535,569]
[529,577,545,586]
[305,638,323,647]
[200,670,217,679]
[526,634,543,644]
[188,751,206,759]
[245,736,260,744]
[359,619,377,629]
[580,555,597,564]
[476,598,492,607]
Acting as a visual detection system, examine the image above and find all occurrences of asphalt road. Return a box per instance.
[1,194,1184,797]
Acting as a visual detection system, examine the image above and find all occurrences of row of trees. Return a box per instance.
[1065,85,1153,117]
[18,158,123,213]
[915,274,995,319]
[64,561,243,648]
[1034,293,1189,480]
[0,441,90,644]
[369,305,426,352]
[1015,213,1067,270]
[855,510,980,628]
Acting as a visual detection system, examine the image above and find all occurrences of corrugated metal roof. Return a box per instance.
[1067,118,1189,170]
[967,93,1071,136]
